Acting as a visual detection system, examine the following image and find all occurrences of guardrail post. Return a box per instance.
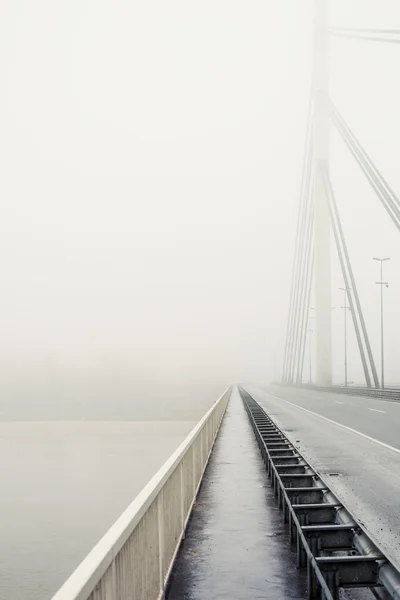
[192,441,196,492]
[180,461,185,539]
[109,557,117,599]
[157,489,164,598]
[200,428,204,471]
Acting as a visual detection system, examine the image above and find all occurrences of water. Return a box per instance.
[0,420,195,600]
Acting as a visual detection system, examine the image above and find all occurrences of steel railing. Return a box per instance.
[51,388,231,600]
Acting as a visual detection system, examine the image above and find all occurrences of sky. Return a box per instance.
[0,0,399,416]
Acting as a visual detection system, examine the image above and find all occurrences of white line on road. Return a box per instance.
[335,401,344,404]
[368,408,386,414]
[265,392,400,456]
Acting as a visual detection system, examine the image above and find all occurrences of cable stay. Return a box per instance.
[285,150,313,382]
[322,168,380,388]
[291,198,314,384]
[330,102,400,232]
[287,157,314,383]
[283,95,314,383]
[282,102,312,381]
[283,10,398,388]
[298,248,314,384]
[284,139,314,383]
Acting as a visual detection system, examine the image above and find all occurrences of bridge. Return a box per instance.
[49,3,400,600]
[51,385,400,600]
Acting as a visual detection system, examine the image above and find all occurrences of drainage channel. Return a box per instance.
[239,387,400,600]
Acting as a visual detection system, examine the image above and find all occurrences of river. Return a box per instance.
[0,420,195,600]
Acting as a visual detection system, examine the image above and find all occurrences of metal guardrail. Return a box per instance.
[239,386,400,600]
[328,386,400,401]
[51,388,231,600]
[279,382,400,402]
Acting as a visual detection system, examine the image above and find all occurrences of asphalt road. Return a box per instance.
[252,384,400,449]
[243,383,400,572]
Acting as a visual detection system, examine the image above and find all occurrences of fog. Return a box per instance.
[1,1,400,419]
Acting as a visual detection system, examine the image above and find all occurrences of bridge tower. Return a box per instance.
[313,0,332,386]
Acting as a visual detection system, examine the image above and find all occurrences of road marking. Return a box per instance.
[368,408,386,414]
[335,401,344,404]
[263,392,400,457]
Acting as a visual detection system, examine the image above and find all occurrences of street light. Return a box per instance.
[373,257,390,389]
[308,329,313,384]
[339,287,351,387]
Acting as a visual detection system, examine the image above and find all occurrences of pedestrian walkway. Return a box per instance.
[167,388,307,600]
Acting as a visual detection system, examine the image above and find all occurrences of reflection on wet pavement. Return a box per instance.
[168,388,307,600]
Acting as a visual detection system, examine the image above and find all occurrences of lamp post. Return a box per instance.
[373,257,390,389]
[339,287,351,387]
[308,329,313,384]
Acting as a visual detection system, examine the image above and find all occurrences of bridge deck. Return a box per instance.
[246,383,400,573]
[167,389,307,600]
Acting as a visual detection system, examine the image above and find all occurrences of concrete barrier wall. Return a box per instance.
[52,388,231,600]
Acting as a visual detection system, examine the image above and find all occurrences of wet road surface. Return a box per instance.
[257,383,400,449]
[167,388,307,600]
[244,384,400,572]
